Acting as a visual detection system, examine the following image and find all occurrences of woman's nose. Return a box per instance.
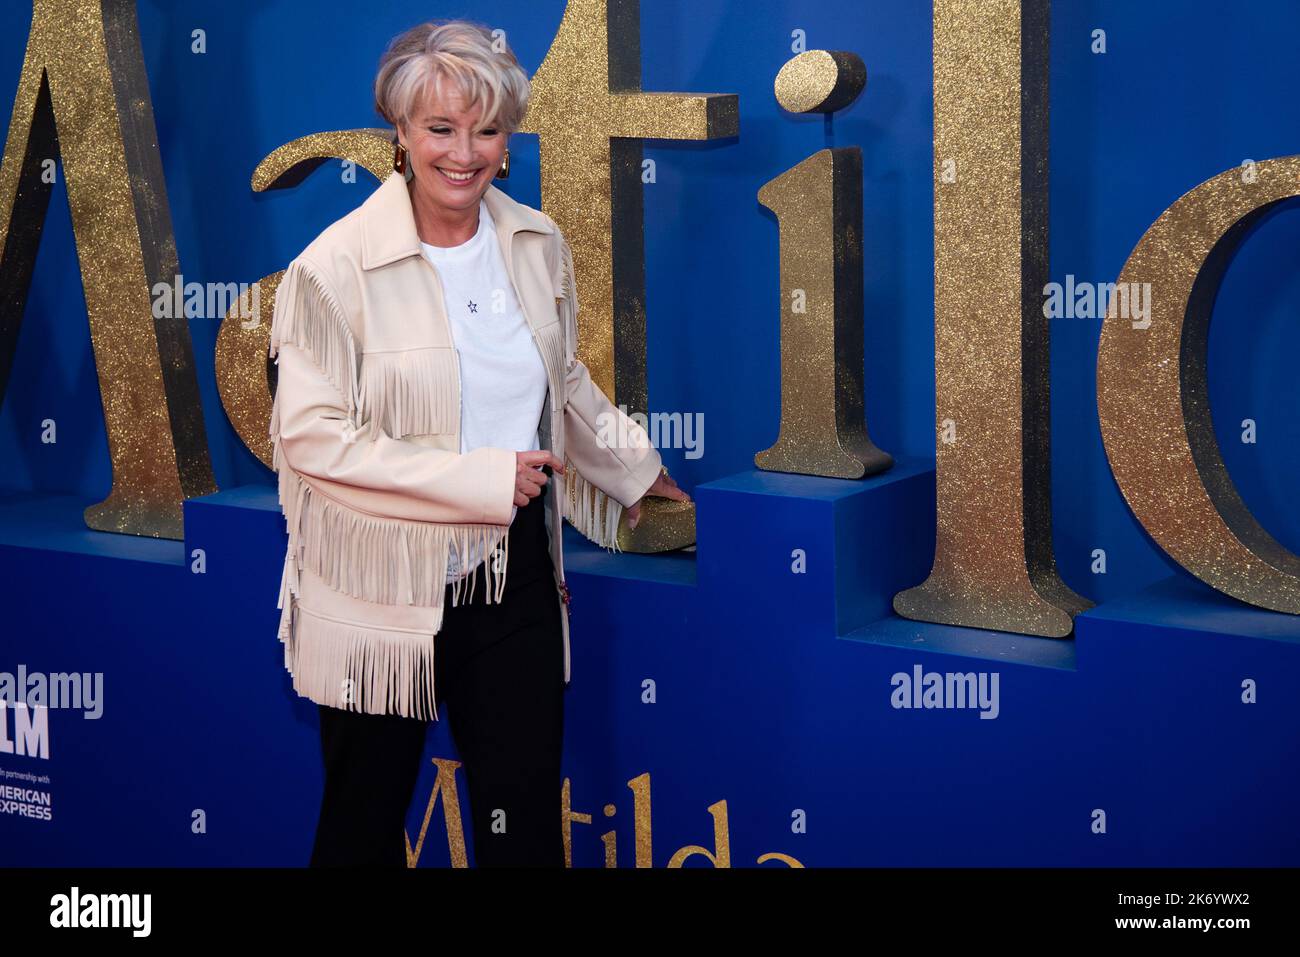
[447,135,475,164]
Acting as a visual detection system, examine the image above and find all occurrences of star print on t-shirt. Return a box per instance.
[467,300,477,314]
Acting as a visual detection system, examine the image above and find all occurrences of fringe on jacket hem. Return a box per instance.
[272,450,512,721]
[282,604,442,720]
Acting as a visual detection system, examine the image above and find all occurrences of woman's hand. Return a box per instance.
[515,450,566,506]
[626,468,691,530]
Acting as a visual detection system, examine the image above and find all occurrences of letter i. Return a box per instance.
[601,804,617,867]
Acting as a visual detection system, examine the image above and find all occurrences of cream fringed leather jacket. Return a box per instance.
[268,169,662,720]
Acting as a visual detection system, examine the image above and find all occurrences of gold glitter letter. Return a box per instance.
[520,0,738,408]
[219,129,397,469]
[893,0,1092,637]
[405,757,468,868]
[519,0,737,552]
[0,0,215,538]
[755,148,893,478]
[1098,157,1300,614]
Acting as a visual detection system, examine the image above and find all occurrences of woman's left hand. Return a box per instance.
[626,469,691,530]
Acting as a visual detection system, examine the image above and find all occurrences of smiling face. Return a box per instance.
[397,79,508,218]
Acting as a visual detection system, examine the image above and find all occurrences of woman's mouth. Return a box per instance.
[436,166,480,187]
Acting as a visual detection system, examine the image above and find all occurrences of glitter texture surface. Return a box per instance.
[755,148,893,478]
[1098,157,1300,614]
[774,50,866,114]
[893,0,1092,638]
[221,128,399,470]
[0,0,216,540]
[520,0,736,551]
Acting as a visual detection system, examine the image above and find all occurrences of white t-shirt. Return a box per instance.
[420,199,549,585]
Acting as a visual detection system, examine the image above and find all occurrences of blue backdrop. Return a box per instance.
[1,0,1297,866]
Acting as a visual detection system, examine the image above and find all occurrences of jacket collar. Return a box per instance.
[360,169,554,270]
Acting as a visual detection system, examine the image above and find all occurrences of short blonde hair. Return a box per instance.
[373,19,530,140]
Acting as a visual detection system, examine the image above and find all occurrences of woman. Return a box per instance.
[267,19,689,868]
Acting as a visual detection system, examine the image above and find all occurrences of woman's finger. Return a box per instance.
[649,474,691,502]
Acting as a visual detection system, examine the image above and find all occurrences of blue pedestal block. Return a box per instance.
[1071,574,1300,864]
[0,487,325,865]
[694,458,936,637]
[2,467,1298,867]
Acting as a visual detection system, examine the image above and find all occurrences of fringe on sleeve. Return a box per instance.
[553,233,626,553]
[268,258,361,421]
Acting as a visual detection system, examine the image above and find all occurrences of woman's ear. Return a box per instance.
[395,123,415,183]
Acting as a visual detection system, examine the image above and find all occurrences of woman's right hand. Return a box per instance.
[515,450,566,506]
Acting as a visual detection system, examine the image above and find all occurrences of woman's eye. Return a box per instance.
[426,126,498,135]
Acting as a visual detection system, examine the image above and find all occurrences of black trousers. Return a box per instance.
[310,468,565,868]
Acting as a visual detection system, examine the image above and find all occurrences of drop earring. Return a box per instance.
[496,148,510,179]
[393,141,409,175]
